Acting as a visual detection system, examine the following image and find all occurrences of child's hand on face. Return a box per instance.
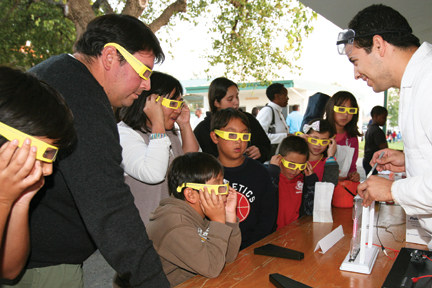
[176,102,190,127]
[348,171,360,182]
[0,140,44,208]
[327,138,337,157]
[199,187,226,224]
[143,94,165,133]
[225,187,237,223]
[269,154,282,166]
[304,161,314,177]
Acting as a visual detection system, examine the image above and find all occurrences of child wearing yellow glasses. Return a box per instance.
[117,71,199,225]
[210,108,277,249]
[143,152,241,287]
[324,91,362,183]
[268,135,310,230]
[299,119,339,215]
[0,66,75,280]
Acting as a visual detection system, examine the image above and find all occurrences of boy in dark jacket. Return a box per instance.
[210,108,278,249]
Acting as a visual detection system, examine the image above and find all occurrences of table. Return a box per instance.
[178,204,427,288]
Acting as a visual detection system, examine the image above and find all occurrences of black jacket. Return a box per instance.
[28,54,168,287]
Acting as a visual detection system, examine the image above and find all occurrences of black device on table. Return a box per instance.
[382,247,432,288]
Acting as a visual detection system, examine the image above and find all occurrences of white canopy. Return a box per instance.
[300,0,432,44]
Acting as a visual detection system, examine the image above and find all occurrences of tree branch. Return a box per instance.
[228,0,241,9]
[148,0,187,33]
[1,0,20,24]
[122,0,149,19]
[92,0,114,15]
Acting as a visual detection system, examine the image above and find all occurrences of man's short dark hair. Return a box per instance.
[0,66,76,150]
[208,77,238,114]
[293,105,299,111]
[266,83,285,102]
[279,135,309,160]
[349,4,420,53]
[370,106,388,118]
[168,152,224,200]
[211,108,250,132]
[74,14,165,64]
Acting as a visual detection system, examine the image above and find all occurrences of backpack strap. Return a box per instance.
[265,104,275,126]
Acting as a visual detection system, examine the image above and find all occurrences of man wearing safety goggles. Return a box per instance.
[339,5,432,250]
[17,14,169,288]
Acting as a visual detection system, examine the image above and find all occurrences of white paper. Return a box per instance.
[335,145,355,177]
[314,225,344,254]
[313,182,335,223]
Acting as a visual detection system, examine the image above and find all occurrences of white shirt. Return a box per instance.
[118,121,172,184]
[192,114,205,130]
[256,102,289,144]
[391,42,432,248]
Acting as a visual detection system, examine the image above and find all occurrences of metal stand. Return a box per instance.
[340,201,379,274]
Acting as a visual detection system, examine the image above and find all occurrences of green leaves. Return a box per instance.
[178,0,317,83]
[1,0,316,83]
[0,0,75,70]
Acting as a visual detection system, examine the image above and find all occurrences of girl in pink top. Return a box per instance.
[325,91,362,182]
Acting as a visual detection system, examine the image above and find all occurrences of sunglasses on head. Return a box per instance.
[336,29,406,55]
[104,43,153,80]
[156,96,184,110]
[333,106,358,114]
[214,130,251,142]
[177,182,229,195]
[0,122,58,163]
[280,157,307,171]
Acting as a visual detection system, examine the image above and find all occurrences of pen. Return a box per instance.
[343,186,356,197]
[366,151,385,178]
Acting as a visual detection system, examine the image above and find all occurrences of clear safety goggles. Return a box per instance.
[337,29,404,55]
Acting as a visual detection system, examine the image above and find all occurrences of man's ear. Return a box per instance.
[183,188,198,204]
[210,131,219,144]
[101,45,117,71]
[372,35,386,57]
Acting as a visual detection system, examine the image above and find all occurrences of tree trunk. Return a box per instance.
[65,0,96,39]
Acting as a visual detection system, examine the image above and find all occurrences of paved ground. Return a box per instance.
[83,158,368,287]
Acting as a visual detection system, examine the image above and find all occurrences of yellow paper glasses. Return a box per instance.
[0,122,58,163]
[307,137,332,146]
[156,96,184,110]
[333,106,358,114]
[104,43,153,80]
[177,183,229,195]
[280,158,307,171]
[214,130,251,142]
